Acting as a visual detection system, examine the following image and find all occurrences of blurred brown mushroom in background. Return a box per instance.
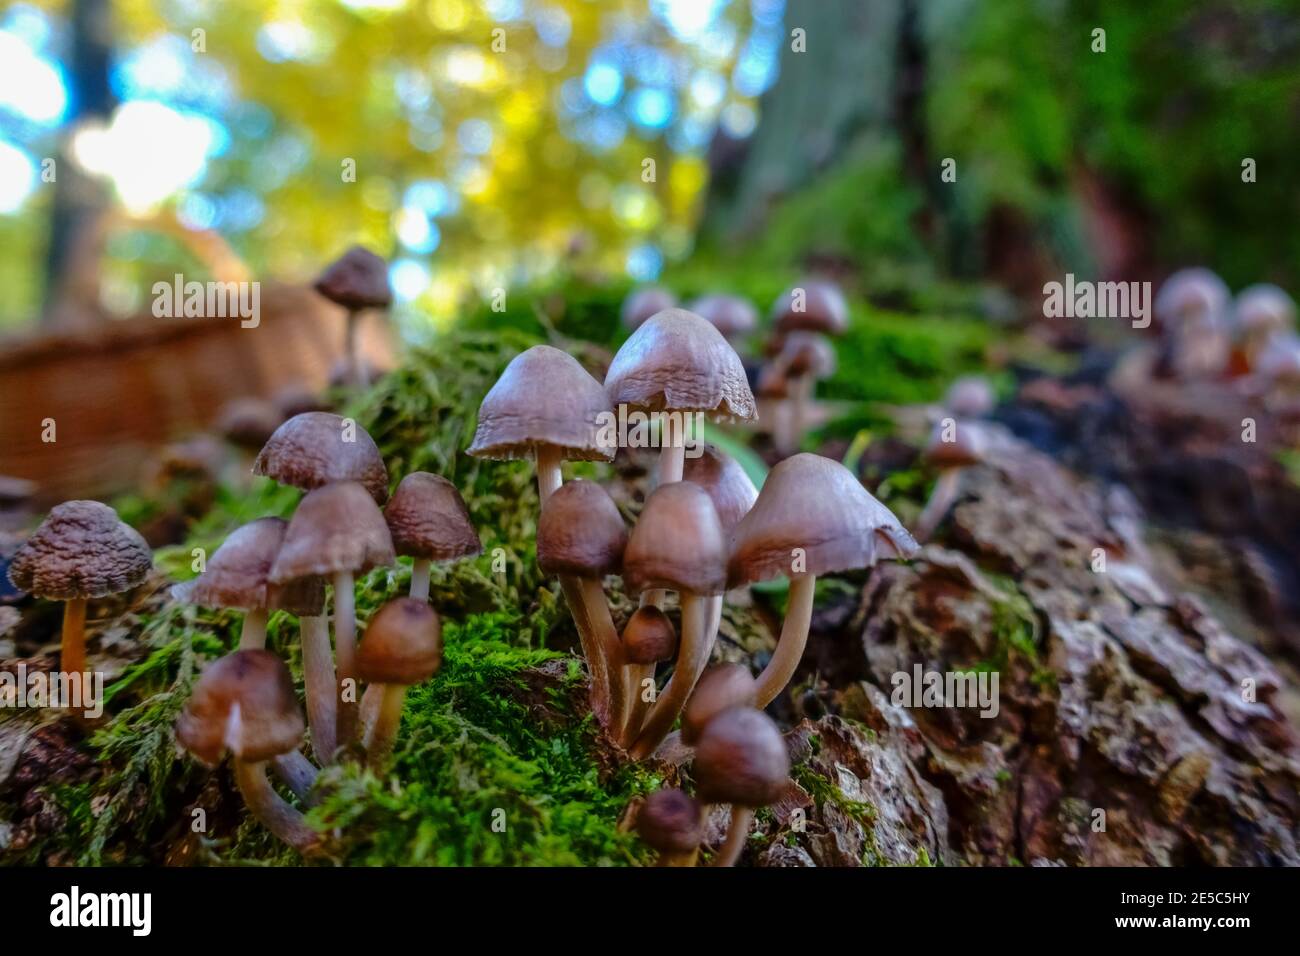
[635,788,704,867]
[314,245,392,389]
[620,285,676,332]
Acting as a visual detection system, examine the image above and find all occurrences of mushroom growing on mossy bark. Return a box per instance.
[727,454,917,709]
[692,706,789,867]
[356,597,443,766]
[176,649,319,855]
[536,479,628,731]
[8,500,152,689]
[624,482,728,760]
[314,245,392,389]
[271,481,395,750]
[383,472,481,601]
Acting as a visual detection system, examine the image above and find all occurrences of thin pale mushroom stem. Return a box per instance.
[360,683,382,741]
[271,749,320,806]
[753,574,816,709]
[913,467,965,543]
[234,759,321,855]
[300,615,337,764]
[630,593,716,760]
[409,558,432,601]
[332,571,359,747]
[712,805,755,867]
[620,660,655,747]
[238,608,269,650]
[535,445,564,502]
[657,413,687,484]
[581,575,626,733]
[364,684,408,766]
[344,309,367,388]
[60,597,87,685]
[560,576,613,728]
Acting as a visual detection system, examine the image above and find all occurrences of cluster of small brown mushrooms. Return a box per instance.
[6,272,922,865]
[473,299,918,865]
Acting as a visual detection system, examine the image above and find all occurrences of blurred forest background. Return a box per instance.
[1,0,1297,336]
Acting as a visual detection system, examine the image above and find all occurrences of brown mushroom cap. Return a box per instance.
[621,286,677,331]
[172,517,324,616]
[727,453,918,588]
[604,308,757,422]
[692,706,789,807]
[384,472,482,562]
[467,345,615,462]
[687,294,757,339]
[681,664,757,745]
[778,331,836,379]
[771,280,848,336]
[636,788,704,854]
[924,419,988,469]
[176,649,305,765]
[681,444,758,536]
[536,479,627,578]
[622,605,678,665]
[624,482,727,595]
[756,362,791,400]
[253,412,390,504]
[8,500,152,600]
[313,245,392,310]
[355,597,443,685]
[269,482,395,583]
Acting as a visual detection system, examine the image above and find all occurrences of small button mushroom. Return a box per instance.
[728,454,917,709]
[7,501,152,694]
[271,482,395,749]
[383,472,482,601]
[770,279,848,337]
[624,483,728,760]
[686,294,758,341]
[914,419,989,543]
[621,286,677,332]
[172,517,334,762]
[356,598,442,766]
[537,479,628,732]
[173,517,323,650]
[313,245,392,389]
[681,663,757,746]
[253,411,390,505]
[605,307,757,485]
[176,649,319,855]
[692,706,790,867]
[467,345,615,503]
[620,605,678,746]
[636,788,704,867]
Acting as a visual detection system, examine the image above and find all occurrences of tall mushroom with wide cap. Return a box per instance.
[253,412,389,504]
[171,517,335,763]
[728,453,917,709]
[271,481,395,748]
[8,500,152,687]
[176,649,319,854]
[771,279,849,337]
[692,706,789,867]
[314,245,392,389]
[537,479,628,731]
[383,472,482,601]
[605,307,757,486]
[624,482,728,759]
[355,597,443,765]
[636,788,704,866]
[468,345,614,504]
